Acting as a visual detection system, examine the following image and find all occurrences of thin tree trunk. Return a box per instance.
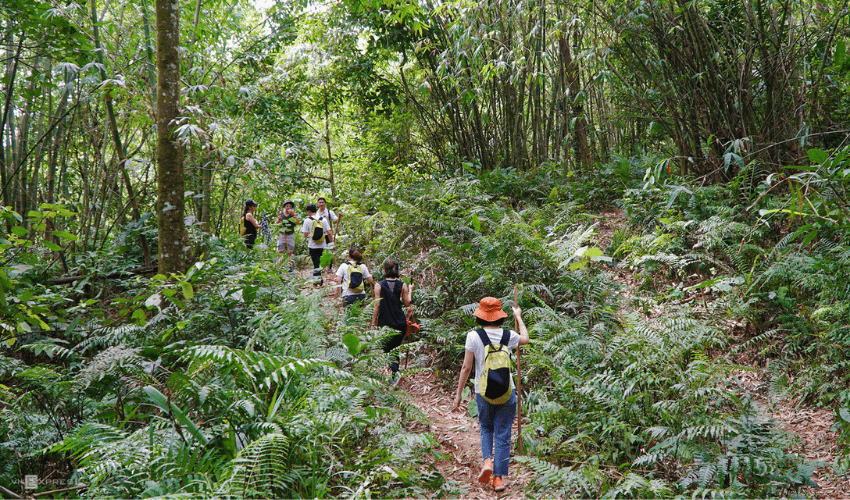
[0,37,23,216]
[201,160,212,233]
[561,28,590,170]
[90,0,153,265]
[323,84,335,198]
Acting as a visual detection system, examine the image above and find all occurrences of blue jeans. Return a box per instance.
[476,390,516,477]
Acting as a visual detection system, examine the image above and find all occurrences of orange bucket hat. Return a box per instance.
[473,297,508,322]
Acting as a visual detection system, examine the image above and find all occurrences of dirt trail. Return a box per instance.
[735,370,849,498]
[306,265,535,496]
[396,368,535,498]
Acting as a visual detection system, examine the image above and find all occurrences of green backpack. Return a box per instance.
[308,216,324,243]
[476,329,513,404]
[239,217,247,236]
[345,262,364,293]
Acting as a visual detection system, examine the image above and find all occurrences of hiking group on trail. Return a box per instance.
[240,198,530,493]
[241,197,341,264]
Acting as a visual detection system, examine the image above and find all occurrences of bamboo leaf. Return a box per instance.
[143,385,170,413]
[807,148,827,165]
[835,40,846,69]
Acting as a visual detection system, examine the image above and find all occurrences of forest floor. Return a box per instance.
[594,209,849,498]
[396,370,535,498]
[309,218,849,498]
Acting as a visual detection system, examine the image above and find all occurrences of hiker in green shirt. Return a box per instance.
[276,200,300,264]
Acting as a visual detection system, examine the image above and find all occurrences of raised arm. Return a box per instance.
[512,305,530,346]
[402,283,412,307]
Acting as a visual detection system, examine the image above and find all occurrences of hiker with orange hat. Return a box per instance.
[453,296,529,492]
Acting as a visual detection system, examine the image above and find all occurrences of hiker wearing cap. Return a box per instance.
[276,200,300,263]
[371,259,413,382]
[241,199,260,249]
[453,297,529,492]
[301,203,333,276]
[336,247,373,307]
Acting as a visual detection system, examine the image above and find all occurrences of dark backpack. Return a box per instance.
[476,328,512,404]
[345,262,364,293]
[378,280,407,330]
[308,216,324,243]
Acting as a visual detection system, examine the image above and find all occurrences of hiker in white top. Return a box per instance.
[453,297,529,493]
[316,197,340,232]
[316,197,340,272]
[301,203,332,276]
[336,247,373,307]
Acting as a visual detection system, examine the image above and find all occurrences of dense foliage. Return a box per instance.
[2,0,850,497]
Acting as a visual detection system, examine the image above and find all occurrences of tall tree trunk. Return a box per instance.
[140,0,158,97]
[560,27,590,171]
[156,0,188,274]
[46,70,71,275]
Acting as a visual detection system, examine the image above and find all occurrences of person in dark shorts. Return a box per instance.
[336,247,373,307]
[301,204,332,277]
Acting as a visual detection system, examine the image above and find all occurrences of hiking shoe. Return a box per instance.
[492,476,505,492]
[477,458,493,484]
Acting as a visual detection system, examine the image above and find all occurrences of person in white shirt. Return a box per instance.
[316,197,340,232]
[316,197,341,271]
[301,204,332,277]
[452,297,530,493]
[336,247,373,307]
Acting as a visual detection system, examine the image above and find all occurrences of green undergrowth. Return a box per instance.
[4,150,850,497]
[338,160,845,496]
[0,243,451,498]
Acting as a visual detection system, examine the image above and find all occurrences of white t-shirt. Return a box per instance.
[465,327,520,394]
[336,262,371,297]
[301,216,331,249]
[317,208,338,223]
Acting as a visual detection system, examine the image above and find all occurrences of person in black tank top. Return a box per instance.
[371,259,413,380]
[242,199,260,249]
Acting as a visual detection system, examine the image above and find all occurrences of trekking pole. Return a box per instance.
[330,214,341,272]
[514,284,523,455]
